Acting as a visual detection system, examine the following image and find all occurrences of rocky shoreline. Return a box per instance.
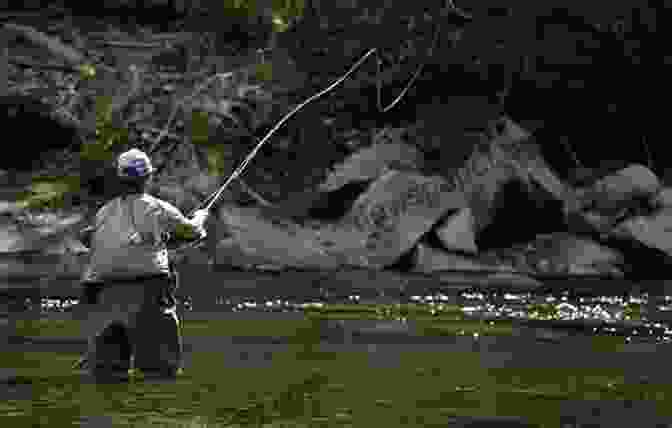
[2,117,671,291]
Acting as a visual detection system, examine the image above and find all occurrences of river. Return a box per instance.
[2,277,672,427]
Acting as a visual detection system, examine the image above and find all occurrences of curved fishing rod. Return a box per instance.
[168,48,377,255]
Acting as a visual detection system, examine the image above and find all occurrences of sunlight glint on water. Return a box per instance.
[35,289,672,344]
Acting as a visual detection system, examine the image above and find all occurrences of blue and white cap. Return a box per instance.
[117,148,155,178]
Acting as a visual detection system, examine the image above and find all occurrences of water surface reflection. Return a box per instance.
[38,288,672,344]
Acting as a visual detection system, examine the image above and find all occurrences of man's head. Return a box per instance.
[117,148,155,194]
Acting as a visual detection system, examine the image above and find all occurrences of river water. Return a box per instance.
[37,286,672,345]
[3,280,672,427]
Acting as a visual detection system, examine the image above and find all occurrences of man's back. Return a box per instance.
[83,193,204,282]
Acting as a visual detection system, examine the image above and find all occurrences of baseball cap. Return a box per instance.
[117,148,155,178]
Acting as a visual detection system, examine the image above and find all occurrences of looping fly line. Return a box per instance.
[170,2,471,254]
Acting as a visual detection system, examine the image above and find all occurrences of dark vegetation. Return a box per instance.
[280,2,668,184]
[2,1,670,210]
[0,94,83,171]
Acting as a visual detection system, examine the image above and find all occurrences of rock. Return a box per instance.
[464,272,542,290]
[490,116,532,142]
[585,164,660,214]
[566,210,616,236]
[0,211,87,253]
[524,233,625,276]
[213,204,342,269]
[0,209,91,279]
[492,117,578,215]
[209,170,467,271]
[453,117,569,248]
[412,243,510,274]
[566,160,632,187]
[319,141,423,192]
[213,237,282,269]
[0,235,89,280]
[341,170,466,269]
[434,207,478,254]
[611,209,672,257]
[652,187,672,209]
[458,154,519,234]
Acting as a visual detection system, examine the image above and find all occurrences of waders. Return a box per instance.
[75,261,182,380]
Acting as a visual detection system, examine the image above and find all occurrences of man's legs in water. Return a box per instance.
[82,283,144,380]
[130,275,183,378]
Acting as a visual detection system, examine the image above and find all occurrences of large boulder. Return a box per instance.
[519,233,624,276]
[434,207,478,254]
[652,187,672,210]
[0,237,89,280]
[492,117,577,212]
[319,140,423,192]
[611,209,672,258]
[565,165,661,238]
[339,170,466,269]
[0,210,88,254]
[566,210,615,237]
[581,164,660,214]
[212,204,342,270]
[412,243,514,274]
[0,210,90,280]
[210,170,466,270]
[452,117,570,249]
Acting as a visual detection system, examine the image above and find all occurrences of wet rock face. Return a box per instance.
[652,188,672,210]
[583,164,660,214]
[319,141,424,193]
[341,170,466,269]
[213,204,343,270]
[565,160,632,188]
[434,207,478,254]
[612,210,672,258]
[413,242,503,274]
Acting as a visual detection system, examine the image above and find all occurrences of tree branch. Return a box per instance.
[3,23,85,67]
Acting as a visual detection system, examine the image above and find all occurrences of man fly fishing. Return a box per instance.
[76,148,211,380]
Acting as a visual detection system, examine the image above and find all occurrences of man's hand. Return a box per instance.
[172,209,211,241]
[191,208,211,238]
[191,209,210,227]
